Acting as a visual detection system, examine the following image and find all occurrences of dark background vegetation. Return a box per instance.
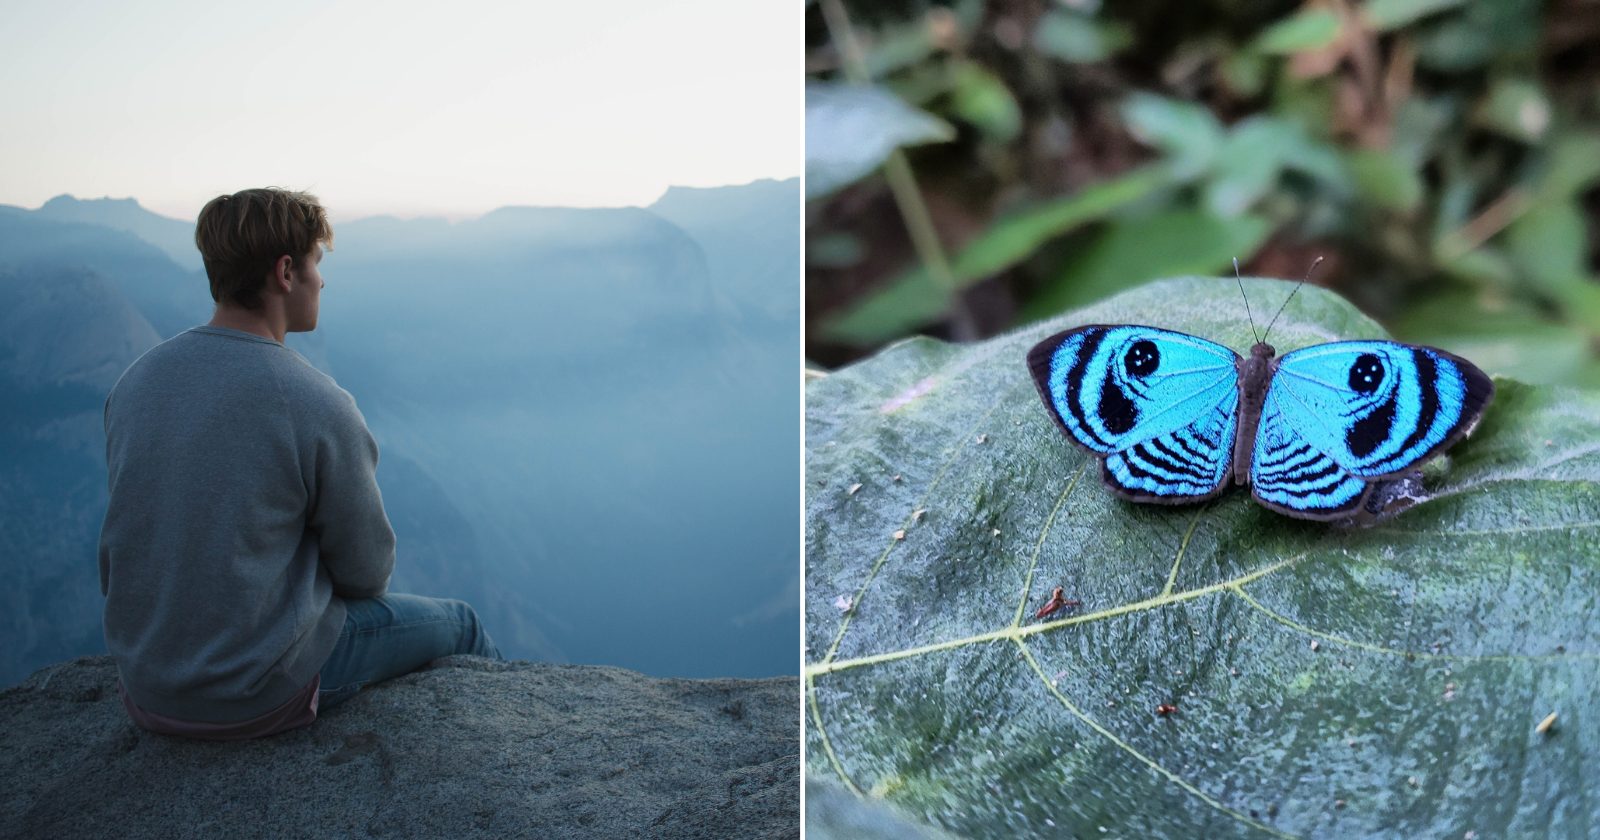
[805,0,1600,387]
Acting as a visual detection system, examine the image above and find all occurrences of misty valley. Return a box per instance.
[0,179,800,686]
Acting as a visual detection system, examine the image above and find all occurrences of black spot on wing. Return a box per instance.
[1347,392,1396,459]
[1124,339,1160,377]
[1347,353,1385,394]
[1098,365,1138,435]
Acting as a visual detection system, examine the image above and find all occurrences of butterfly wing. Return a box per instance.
[1029,325,1241,504]
[1251,341,1494,519]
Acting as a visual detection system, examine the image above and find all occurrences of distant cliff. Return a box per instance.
[0,656,799,839]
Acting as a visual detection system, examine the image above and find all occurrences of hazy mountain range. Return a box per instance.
[0,179,800,686]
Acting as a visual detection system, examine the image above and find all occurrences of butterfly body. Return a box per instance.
[1028,325,1494,523]
[1231,341,1275,487]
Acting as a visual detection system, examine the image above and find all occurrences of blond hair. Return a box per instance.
[194,188,333,310]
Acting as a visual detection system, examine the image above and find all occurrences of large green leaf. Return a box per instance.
[1204,120,1288,218]
[947,63,1023,143]
[1391,291,1594,387]
[1248,9,1342,54]
[1034,10,1133,64]
[1362,0,1466,31]
[805,277,1600,839]
[819,166,1170,345]
[1472,78,1552,145]
[1344,148,1424,213]
[1020,210,1272,322]
[806,82,956,201]
[1505,201,1591,303]
[1122,95,1225,181]
[1537,133,1600,201]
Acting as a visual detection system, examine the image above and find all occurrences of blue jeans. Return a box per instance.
[317,593,502,710]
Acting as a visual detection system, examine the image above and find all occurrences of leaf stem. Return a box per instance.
[807,673,863,795]
[1015,641,1298,840]
[807,554,1303,678]
[1436,187,1532,261]
[818,0,974,341]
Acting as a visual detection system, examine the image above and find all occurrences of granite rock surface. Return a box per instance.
[0,656,798,839]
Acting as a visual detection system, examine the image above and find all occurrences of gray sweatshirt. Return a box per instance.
[99,326,394,723]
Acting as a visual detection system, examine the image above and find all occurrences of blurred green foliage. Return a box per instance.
[805,0,1600,387]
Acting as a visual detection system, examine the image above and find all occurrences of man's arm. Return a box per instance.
[309,390,396,599]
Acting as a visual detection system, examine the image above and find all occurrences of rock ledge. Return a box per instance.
[0,656,798,839]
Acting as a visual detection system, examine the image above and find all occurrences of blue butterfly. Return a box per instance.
[1027,303,1494,523]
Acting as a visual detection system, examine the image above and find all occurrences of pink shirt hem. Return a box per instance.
[118,674,321,740]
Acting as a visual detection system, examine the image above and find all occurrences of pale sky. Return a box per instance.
[0,0,799,222]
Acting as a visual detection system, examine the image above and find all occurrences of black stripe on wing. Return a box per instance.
[1101,407,1235,504]
[1027,325,1117,451]
[1250,400,1371,520]
[1360,346,1494,476]
[1271,341,1495,479]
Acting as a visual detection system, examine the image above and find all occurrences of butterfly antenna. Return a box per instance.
[1233,258,1261,345]
[1261,256,1323,345]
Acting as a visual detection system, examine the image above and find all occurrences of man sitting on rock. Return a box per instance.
[98,187,502,739]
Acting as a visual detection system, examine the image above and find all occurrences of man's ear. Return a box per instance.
[270,254,294,293]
